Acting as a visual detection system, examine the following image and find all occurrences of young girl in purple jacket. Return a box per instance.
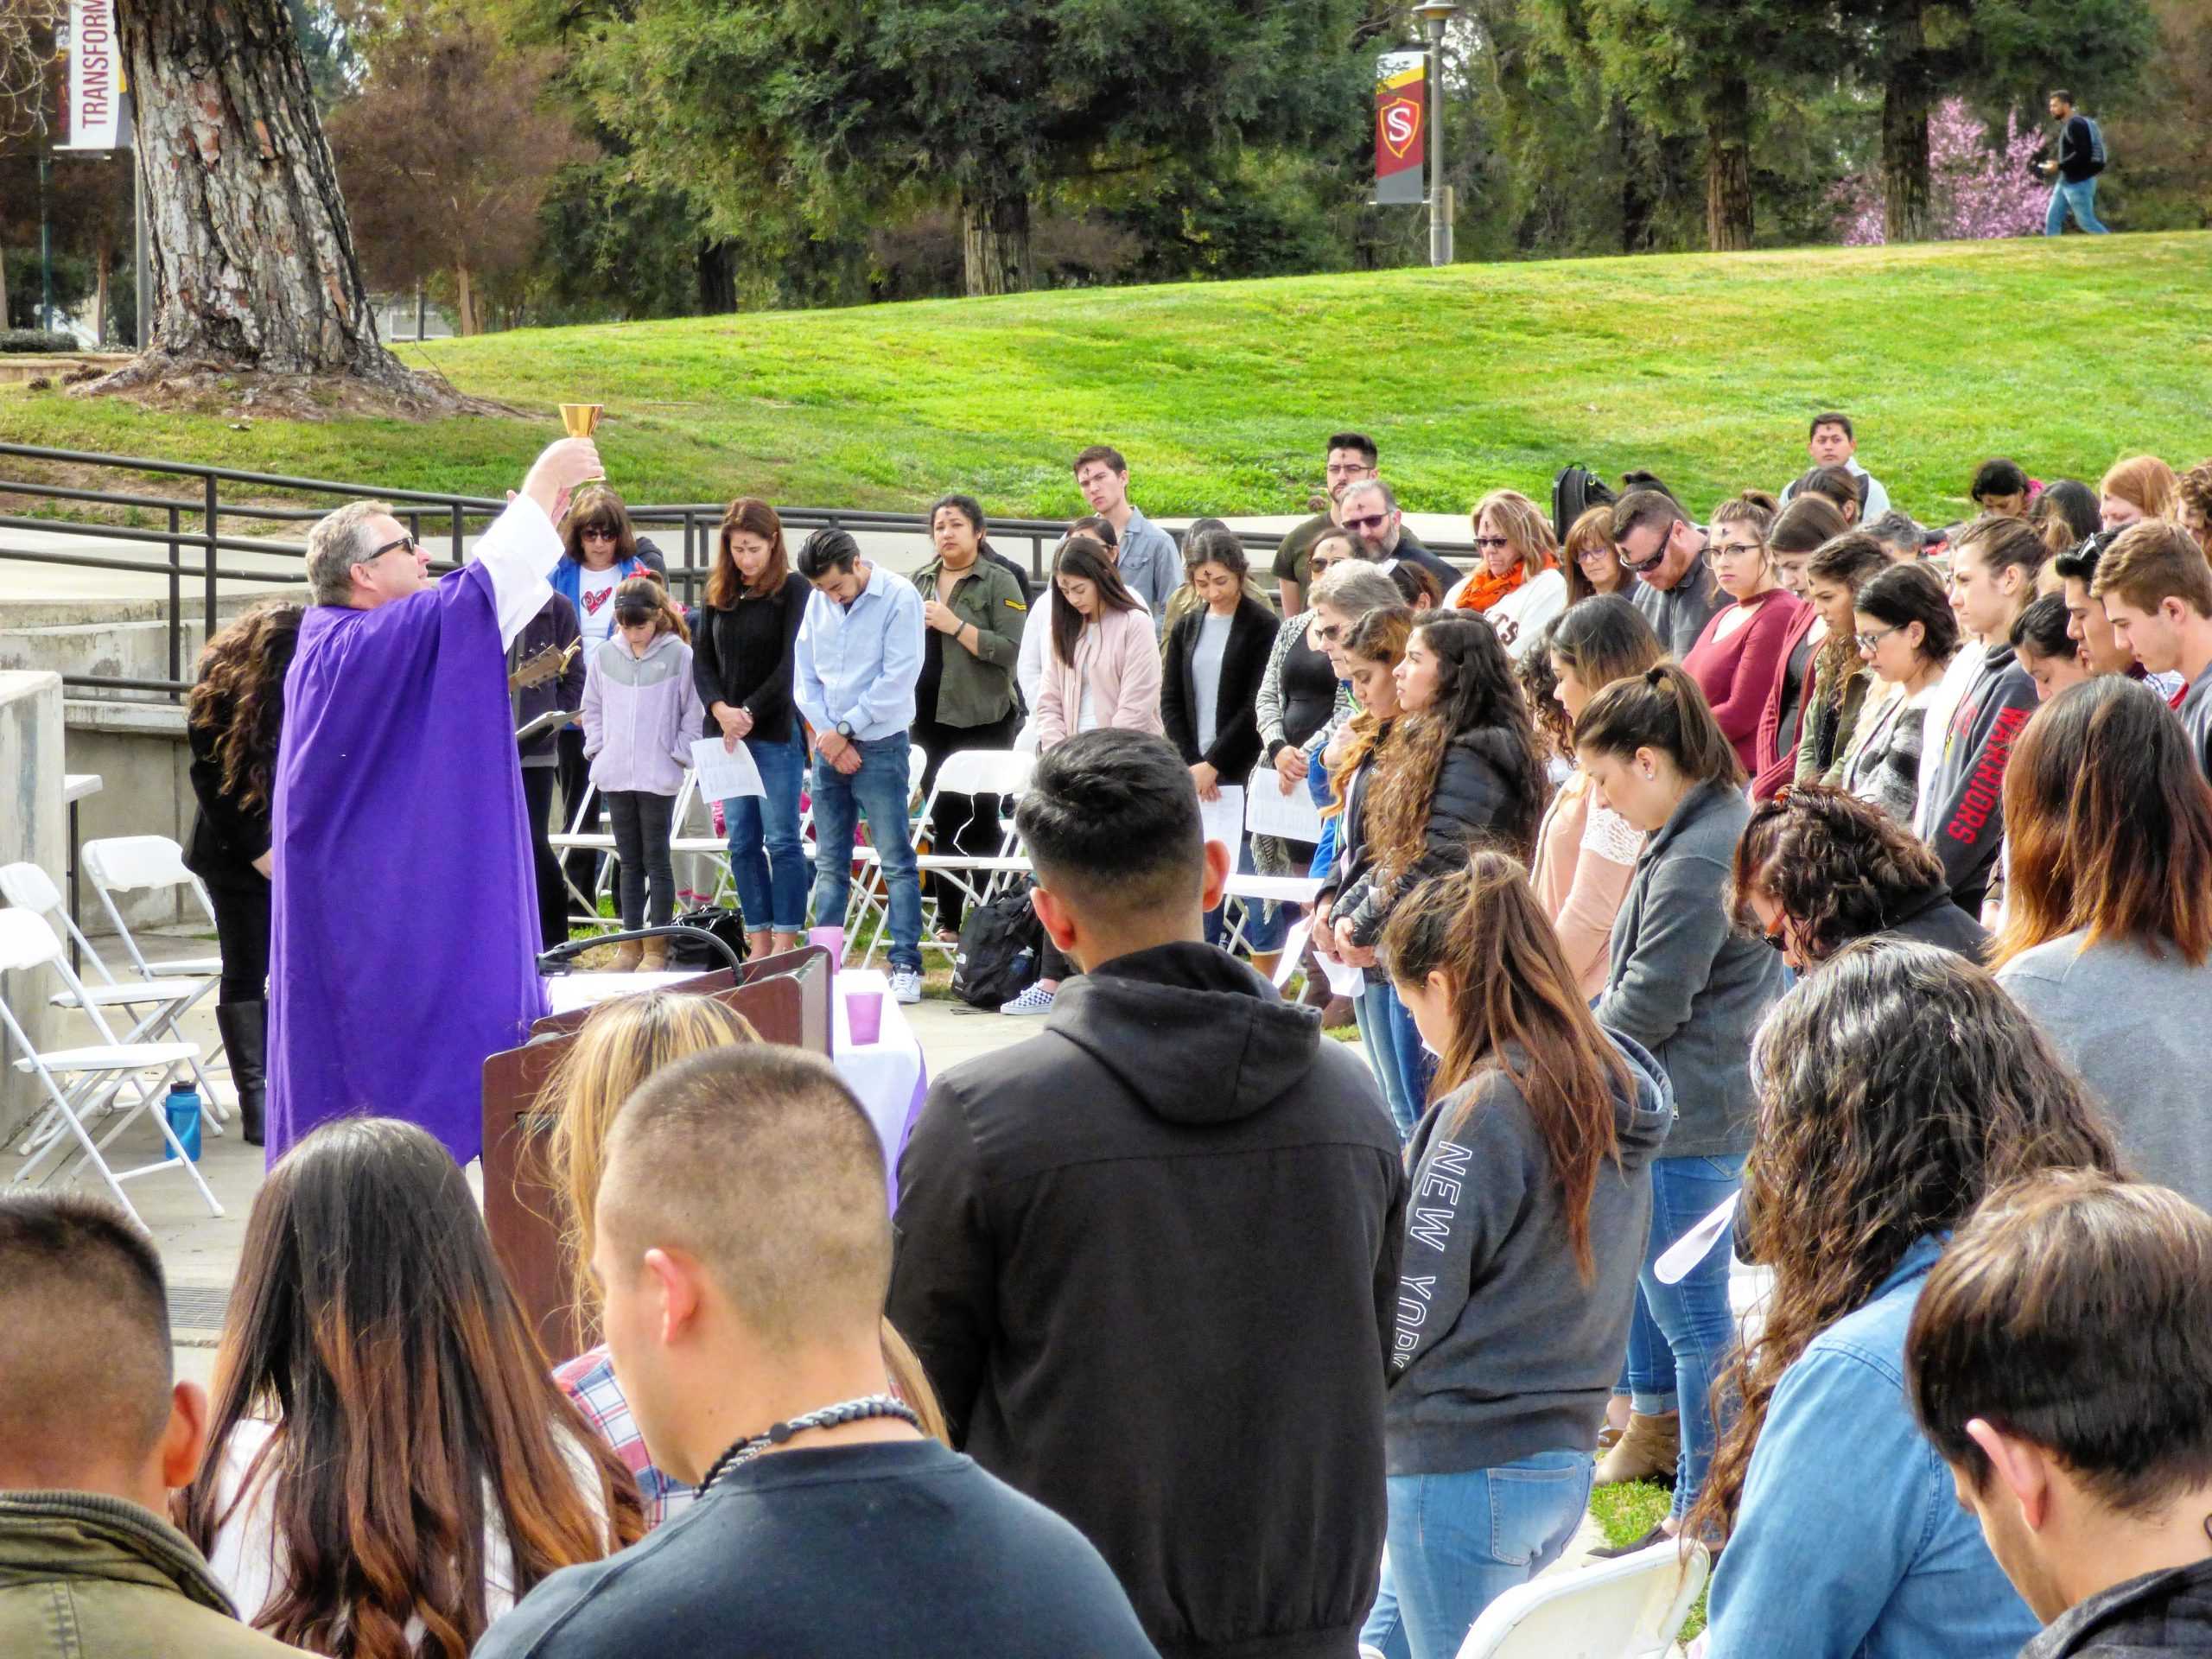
[582,577,702,970]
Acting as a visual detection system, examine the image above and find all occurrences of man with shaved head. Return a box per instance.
[0,1192,300,1656]
[478,1045,1157,1659]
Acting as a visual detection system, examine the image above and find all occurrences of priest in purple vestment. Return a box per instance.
[265,439,603,1166]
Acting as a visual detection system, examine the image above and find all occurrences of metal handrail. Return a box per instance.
[0,441,1480,708]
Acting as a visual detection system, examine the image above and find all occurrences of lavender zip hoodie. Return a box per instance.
[582,629,702,795]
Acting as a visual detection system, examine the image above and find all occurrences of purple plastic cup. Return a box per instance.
[845,988,884,1045]
[808,925,846,966]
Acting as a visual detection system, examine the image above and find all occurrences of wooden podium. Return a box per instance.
[480,945,835,1358]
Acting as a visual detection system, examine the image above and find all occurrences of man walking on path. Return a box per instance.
[2041,91,2109,235]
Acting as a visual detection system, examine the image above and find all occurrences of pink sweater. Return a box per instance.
[1033,605,1165,747]
[1682,588,1806,776]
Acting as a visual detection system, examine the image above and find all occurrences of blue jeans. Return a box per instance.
[1205,836,1289,955]
[2046,177,2108,234]
[723,728,809,933]
[1362,1453,1596,1659]
[809,734,922,973]
[1624,1152,1745,1523]
[1356,978,1431,1141]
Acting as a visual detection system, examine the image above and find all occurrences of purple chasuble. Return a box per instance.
[266,557,549,1166]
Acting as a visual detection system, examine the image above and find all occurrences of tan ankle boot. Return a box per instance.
[639,937,670,973]
[1594,1409,1680,1487]
[608,938,644,973]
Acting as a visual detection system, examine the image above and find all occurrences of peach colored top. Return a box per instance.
[1531,771,1644,1001]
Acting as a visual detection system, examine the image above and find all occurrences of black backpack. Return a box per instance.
[951,887,1043,1009]
[1552,464,1616,548]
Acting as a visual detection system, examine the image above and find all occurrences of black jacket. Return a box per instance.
[1334,730,1533,949]
[887,941,1406,1659]
[1160,594,1277,781]
[1877,882,1990,961]
[980,541,1035,604]
[182,626,300,893]
[693,570,810,745]
[1924,643,2039,913]
[2024,1560,2212,1657]
[2056,113,2099,184]
[511,593,584,766]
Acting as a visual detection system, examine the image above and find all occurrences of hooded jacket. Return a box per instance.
[887,940,1406,1659]
[1386,1031,1673,1476]
[0,1491,301,1659]
[581,627,702,796]
[1922,641,2038,912]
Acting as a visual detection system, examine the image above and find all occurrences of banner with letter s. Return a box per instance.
[1374,49,1425,207]
[63,0,123,152]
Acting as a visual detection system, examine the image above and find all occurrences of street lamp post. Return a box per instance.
[1413,1,1459,266]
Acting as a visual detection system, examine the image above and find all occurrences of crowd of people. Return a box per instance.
[14,418,2212,1657]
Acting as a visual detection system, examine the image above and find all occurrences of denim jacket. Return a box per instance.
[1705,1235,2038,1659]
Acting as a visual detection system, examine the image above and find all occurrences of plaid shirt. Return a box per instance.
[553,1344,696,1530]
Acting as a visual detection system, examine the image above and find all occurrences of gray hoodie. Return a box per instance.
[582,628,702,795]
[1385,1031,1673,1475]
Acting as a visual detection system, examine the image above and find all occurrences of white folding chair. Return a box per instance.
[549,780,618,930]
[0,909,223,1224]
[1452,1539,1709,1659]
[80,836,225,980]
[1217,873,1323,959]
[891,748,1039,966]
[0,861,224,1111]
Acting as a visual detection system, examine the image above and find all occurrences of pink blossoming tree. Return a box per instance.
[1836,98,2049,245]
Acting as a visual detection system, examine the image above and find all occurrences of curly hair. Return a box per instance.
[1688,941,2122,1543]
[1517,621,1573,759]
[1365,614,1549,876]
[188,601,307,819]
[1729,786,1956,964]
[2178,458,2212,555]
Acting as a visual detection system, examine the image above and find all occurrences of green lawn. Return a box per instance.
[4,233,2209,525]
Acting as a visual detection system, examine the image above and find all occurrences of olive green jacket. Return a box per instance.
[0,1491,302,1658]
[916,555,1026,728]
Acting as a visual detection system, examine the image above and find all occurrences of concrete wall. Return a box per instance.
[1,671,65,1139]
[61,700,197,931]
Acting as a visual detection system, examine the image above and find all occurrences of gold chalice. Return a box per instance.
[559,403,604,439]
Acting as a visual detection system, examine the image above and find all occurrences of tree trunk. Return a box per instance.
[1881,79,1933,243]
[696,238,736,314]
[0,241,10,330]
[1616,101,1656,254]
[1703,80,1753,251]
[104,0,423,389]
[960,191,1033,297]
[454,264,477,335]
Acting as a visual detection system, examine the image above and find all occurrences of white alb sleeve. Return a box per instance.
[472,493,566,651]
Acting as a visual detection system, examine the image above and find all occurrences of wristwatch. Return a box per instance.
[836,721,856,741]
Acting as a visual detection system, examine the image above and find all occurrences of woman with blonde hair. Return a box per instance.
[539,989,947,1528]
[1562,505,1631,603]
[2099,454,2179,531]
[1450,488,1567,660]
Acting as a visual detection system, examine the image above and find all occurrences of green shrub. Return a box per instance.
[0,329,78,354]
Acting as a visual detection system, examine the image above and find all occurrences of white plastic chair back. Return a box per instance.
[1454,1540,1710,1659]
[931,748,1037,800]
[82,836,195,893]
[0,906,65,975]
[0,862,64,916]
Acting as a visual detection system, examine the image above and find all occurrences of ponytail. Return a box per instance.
[1572,663,1742,788]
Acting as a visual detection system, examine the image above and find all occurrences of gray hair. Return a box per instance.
[1341,476,1399,514]
[1307,560,1402,619]
[305,500,396,605]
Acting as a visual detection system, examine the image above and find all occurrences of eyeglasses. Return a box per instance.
[1344,513,1391,532]
[1474,536,1512,550]
[1712,541,1766,561]
[1313,621,1344,644]
[364,534,419,563]
[1856,624,1904,652]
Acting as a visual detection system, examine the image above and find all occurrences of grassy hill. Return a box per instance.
[5,232,2209,525]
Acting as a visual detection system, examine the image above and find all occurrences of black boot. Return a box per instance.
[216,1000,267,1147]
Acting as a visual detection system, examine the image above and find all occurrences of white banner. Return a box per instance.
[64,0,123,152]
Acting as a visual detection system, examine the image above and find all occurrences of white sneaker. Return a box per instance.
[999,983,1056,1016]
[889,967,923,1005]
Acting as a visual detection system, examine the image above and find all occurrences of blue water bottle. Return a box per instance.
[162,1084,203,1163]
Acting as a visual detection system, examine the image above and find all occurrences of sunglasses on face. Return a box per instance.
[580,525,618,542]
[365,534,420,563]
[1344,513,1390,533]
[1313,621,1344,644]
[1475,536,1512,550]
